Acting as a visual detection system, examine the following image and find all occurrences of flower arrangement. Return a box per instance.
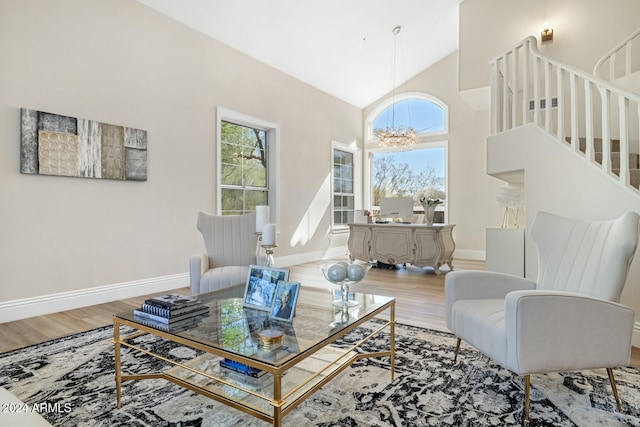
[414,187,446,225]
[414,187,446,206]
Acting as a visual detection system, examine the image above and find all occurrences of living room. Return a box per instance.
[2,0,640,425]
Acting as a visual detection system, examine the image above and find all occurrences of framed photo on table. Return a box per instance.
[270,281,300,322]
[243,265,289,311]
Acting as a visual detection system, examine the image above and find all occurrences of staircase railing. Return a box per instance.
[594,28,640,81]
[491,36,640,193]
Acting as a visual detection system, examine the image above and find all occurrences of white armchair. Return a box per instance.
[445,211,639,423]
[189,211,258,295]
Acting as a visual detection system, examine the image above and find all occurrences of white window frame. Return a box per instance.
[216,107,280,223]
[331,140,361,233]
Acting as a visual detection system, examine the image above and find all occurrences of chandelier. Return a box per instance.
[375,26,416,148]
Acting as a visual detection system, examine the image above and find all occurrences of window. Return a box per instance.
[368,93,447,141]
[217,108,279,217]
[331,141,361,230]
[365,93,448,222]
[332,147,355,227]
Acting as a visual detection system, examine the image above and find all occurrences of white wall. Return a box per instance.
[0,0,361,307]
[459,0,640,91]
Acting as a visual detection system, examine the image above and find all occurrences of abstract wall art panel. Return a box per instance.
[20,108,147,181]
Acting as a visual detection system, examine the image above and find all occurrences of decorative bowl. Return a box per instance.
[319,260,372,306]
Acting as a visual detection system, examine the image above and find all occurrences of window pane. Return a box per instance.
[221,162,242,186]
[372,98,445,138]
[245,190,268,211]
[244,162,267,187]
[221,188,244,214]
[372,148,444,206]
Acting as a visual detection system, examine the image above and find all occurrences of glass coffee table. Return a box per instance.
[113,284,395,427]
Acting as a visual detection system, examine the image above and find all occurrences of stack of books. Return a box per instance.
[134,294,209,325]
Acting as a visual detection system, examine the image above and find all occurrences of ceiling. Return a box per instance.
[136,0,463,108]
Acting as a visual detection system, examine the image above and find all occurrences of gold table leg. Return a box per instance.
[390,302,396,380]
[114,320,122,409]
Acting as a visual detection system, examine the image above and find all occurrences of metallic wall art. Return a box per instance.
[20,108,147,181]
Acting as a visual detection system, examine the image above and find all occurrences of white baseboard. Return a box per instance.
[0,273,189,323]
[633,322,640,348]
[452,249,485,261]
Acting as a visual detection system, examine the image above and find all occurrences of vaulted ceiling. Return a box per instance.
[136,0,463,108]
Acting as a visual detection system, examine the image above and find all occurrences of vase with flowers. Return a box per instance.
[364,210,373,223]
[414,187,446,225]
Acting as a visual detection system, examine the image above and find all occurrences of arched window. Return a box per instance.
[367,92,447,141]
[364,92,449,224]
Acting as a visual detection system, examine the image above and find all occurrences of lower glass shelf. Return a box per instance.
[165,346,355,416]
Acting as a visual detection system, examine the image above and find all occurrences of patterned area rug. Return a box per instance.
[1,322,640,426]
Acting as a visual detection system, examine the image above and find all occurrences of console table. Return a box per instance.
[347,223,456,274]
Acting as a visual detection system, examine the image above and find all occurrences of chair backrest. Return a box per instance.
[197,211,258,268]
[531,210,639,302]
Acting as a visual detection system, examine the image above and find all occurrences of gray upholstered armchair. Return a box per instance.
[189,211,258,295]
[445,210,639,423]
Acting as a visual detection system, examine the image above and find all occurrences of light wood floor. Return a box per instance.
[1,258,639,367]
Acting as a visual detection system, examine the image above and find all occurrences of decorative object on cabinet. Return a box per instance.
[495,186,524,228]
[414,187,446,225]
[20,108,147,181]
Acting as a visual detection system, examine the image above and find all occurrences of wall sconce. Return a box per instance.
[541,23,554,42]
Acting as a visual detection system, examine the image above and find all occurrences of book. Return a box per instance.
[132,314,202,331]
[219,359,267,378]
[145,294,200,309]
[140,301,207,318]
[133,306,209,324]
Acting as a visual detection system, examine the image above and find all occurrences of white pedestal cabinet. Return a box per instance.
[347,223,456,274]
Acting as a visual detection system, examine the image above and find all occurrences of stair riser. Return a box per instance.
[578,138,621,153]
[595,152,640,169]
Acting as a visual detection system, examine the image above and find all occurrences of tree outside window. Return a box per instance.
[220,121,268,215]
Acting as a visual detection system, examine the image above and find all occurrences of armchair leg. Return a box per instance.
[453,338,461,363]
[524,374,530,424]
[607,368,624,413]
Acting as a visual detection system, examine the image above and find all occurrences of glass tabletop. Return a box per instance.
[115,284,394,368]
